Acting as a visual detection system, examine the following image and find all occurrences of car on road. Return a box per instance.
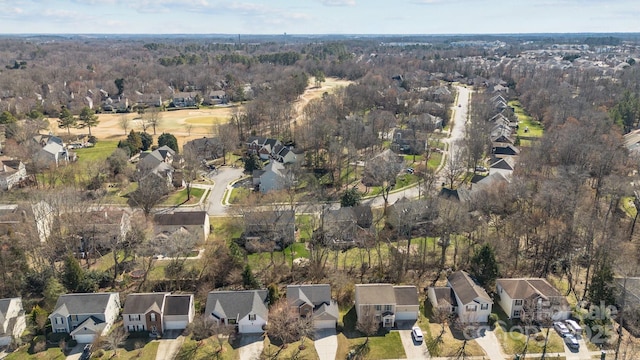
[411,326,424,343]
[564,333,579,350]
[554,321,570,336]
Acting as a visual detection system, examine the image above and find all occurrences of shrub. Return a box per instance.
[488,313,499,327]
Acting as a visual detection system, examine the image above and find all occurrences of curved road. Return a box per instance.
[203,84,472,216]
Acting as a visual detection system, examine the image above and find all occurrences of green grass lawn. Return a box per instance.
[74,141,119,164]
[92,340,159,360]
[4,346,66,360]
[296,214,315,241]
[161,187,205,206]
[176,335,238,360]
[509,100,544,138]
[228,187,251,204]
[262,337,318,360]
[427,152,443,170]
[395,173,418,189]
[337,307,407,360]
[210,216,244,241]
[403,154,424,163]
[492,307,564,355]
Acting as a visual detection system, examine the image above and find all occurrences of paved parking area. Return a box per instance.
[237,334,264,360]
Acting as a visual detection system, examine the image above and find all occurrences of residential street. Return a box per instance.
[204,166,245,216]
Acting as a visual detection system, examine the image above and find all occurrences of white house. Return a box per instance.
[0,298,26,346]
[354,284,419,328]
[0,160,26,190]
[205,290,268,334]
[49,293,121,343]
[34,142,70,167]
[286,284,339,329]
[496,278,570,321]
[447,271,493,323]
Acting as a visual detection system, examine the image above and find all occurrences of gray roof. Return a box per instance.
[394,286,419,306]
[448,271,492,305]
[205,290,268,322]
[164,294,193,316]
[70,316,105,336]
[355,284,396,305]
[497,278,563,300]
[286,284,332,307]
[50,293,119,317]
[154,211,207,226]
[123,293,168,315]
[430,287,456,307]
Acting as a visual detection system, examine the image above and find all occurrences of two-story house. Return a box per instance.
[0,298,26,346]
[496,278,570,321]
[122,293,195,336]
[49,293,121,343]
[354,284,419,328]
[448,271,493,323]
[286,284,339,329]
[204,290,268,334]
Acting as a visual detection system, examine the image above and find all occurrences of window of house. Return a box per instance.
[481,304,489,310]
[56,317,63,325]
[513,310,521,317]
[249,314,256,321]
[466,305,477,312]
[228,319,236,324]
[384,305,392,312]
[375,305,382,311]
[71,315,78,322]
[150,313,156,322]
[515,300,523,306]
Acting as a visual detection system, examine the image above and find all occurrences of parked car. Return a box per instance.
[406,167,415,174]
[554,321,570,336]
[564,333,579,350]
[565,319,583,336]
[411,326,424,343]
[475,166,488,172]
[80,344,92,360]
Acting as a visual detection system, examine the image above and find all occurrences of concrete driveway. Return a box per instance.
[205,165,245,215]
[237,334,264,360]
[314,329,337,360]
[395,321,429,360]
[473,327,505,360]
[155,330,185,360]
[65,344,85,360]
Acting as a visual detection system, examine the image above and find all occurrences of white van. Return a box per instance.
[565,319,583,336]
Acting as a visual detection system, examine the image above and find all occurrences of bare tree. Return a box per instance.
[443,141,467,189]
[103,325,128,358]
[362,150,404,213]
[119,114,130,135]
[356,305,380,343]
[147,107,162,135]
[267,298,313,347]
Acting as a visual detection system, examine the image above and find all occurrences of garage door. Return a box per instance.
[239,323,263,333]
[165,320,188,330]
[395,312,418,321]
[314,320,336,329]
[73,334,95,344]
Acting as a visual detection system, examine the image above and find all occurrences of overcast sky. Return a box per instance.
[0,0,638,35]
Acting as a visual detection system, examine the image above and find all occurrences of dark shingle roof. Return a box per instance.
[51,293,119,316]
[394,286,419,306]
[123,293,167,315]
[154,211,207,226]
[164,295,192,316]
[205,290,268,321]
[448,271,492,305]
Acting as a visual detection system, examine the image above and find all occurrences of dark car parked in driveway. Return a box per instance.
[80,344,92,360]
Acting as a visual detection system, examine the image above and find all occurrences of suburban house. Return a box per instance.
[491,143,520,158]
[286,284,339,329]
[33,142,71,167]
[49,292,121,343]
[0,298,26,346]
[243,209,295,251]
[445,270,492,323]
[205,90,227,105]
[253,161,294,193]
[354,284,419,328]
[391,129,427,155]
[123,292,195,336]
[205,290,269,334]
[137,146,180,190]
[247,137,299,164]
[489,156,516,177]
[171,92,198,108]
[183,137,224,162]
[496,278,571,321]
[75,208,132,256]
[427,287,458,314]
[386,198,438,234]
[0,160,27,190]
[153,211,210,242]
[320,206,373,245]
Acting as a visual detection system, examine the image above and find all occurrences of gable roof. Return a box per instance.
[490,157,516,171]
[431,287,456,307]
[51,293,119,317]
[123,293,168,315]
[448,271,492,305]
[164,294,193,316]
[70,316,105,336]
[355,284,396,305]
[393,286,419,306]
[205,290,268,321]
[154,211,207,226]
[286,284,332,306]
[497,278,564,300]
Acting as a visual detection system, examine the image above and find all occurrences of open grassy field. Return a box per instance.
[510,100,544,139]
[45,77,351,149]
[74,140,119,164]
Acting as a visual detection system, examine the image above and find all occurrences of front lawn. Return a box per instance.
[91,340,159,360]
[422,302,485,357]
[176,335,238,360]
[161,187,205,206]
[74,141,119,164]
[262,337,318,360]
[509,100,544,138]
[492,308,564,355]
[337,307,407,360]
[4,346,65,360]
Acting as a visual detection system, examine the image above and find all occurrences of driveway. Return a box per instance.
[237,334,264,360]
[563,337,593,360]
[65,344,85,360]
[395,322,429,360]
[314,329,337,360]
[473,327,505,360]
[204,165,245,215]
[155,330,185,360]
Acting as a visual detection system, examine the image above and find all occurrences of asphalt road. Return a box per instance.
[204,166,245,216]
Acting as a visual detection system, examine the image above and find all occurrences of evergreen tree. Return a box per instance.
[0,111,16,124]
[78,106,100,136]
[126,130,143,155]
[158,133,178,153]
[243,154,262,172]
[341,188,361,207]
[44,277,65,310]
[242,264,259,289]
[470,244,499,287]
[588,258,617,307]
[139,132,153,151]
[62,254,84,292]
[267,283,280,306]
[58,106,77,135]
